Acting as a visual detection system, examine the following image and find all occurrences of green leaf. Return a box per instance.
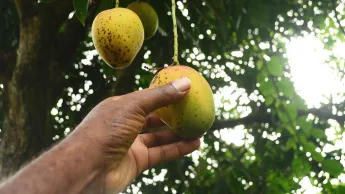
[311,128,326,139]
[299,134,308,145]
[267,56,283,77]
[277,77,294,98]
[259,79,275,97]
[274,100,280,108]
[292,157,311,177]
[257,60,263,70]
[305,142,316,153]
[311,150,324,162]
[74,0,89,26]
[285,125,296,135]
[96,0,114,14]
[278,110,288,123]
[39,0,58,3]
[297,116,312,137]
[256,70,268,83]
[285,103,297,120]
[295,96,308,111]
[265,96,274,106]
[322,159,344,177]
[286,138,296,150]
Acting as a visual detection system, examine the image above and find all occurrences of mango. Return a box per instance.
[149,65,215,138]
[127,1,158,39]
[91,8,144,69]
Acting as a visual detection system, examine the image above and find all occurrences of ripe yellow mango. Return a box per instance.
[150,66,215,138]
[91,8,144,69]
[127,1,158,39]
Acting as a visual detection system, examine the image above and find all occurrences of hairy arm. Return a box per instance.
[0,127,105,194]
[0,77,196,194]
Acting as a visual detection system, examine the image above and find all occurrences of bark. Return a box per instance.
[0,0,82,177]
[0,51,16,82]
[0,14,54,177]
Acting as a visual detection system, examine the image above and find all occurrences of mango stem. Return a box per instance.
[171,0,180,65]
[115,0,119,7]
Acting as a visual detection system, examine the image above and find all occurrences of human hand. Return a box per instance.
[77,77,200,194]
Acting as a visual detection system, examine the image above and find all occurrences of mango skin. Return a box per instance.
[127,1,158,39]
[149,65,215,138]
[91,8,144,69]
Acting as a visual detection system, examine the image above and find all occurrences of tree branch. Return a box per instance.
[211,109,271,131]
[14,0,37,19]
[110,49,145,96]
[305,104,345,125]
[210,100,345,132]
[332,0,345,36]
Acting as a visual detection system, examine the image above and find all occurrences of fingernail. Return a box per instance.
[172,77,191,92]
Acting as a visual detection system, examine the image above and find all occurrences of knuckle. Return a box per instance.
[156,84,177,101]
[174,142,182,157]
[153,132,161,146]
[160,147,168,162]
[126,94,148,115]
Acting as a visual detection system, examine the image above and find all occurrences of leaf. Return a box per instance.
[257,60,263,70]
[267,56,283,76]
[74,0,89,26]
[277,77,294,98]
[278,110,288,123]
[292,157,311,177]
[299,134,308,145]
[286,138,296,150]
[265,96,274,106]
[96,0,114,14]
[311,150,324,162]
[39,0,59,3]
[297,116,312,137]
[274,100,280,108]
[295,96,308,111]
[259,79,275,97]
[257,70,268,83]
[322,159,344,177]
[285,125,296,135]
[285,103,297,120]
[304,142,316,153]
[311,128,326,139]
[334,185,345,194]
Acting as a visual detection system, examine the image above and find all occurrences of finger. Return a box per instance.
[147,138,200,168]
[128,77,191,115]
[139,129,182,148]
[142,113,165,130]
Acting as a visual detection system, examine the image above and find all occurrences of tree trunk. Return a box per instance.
[0,0,77,178]
[0,15,55,177]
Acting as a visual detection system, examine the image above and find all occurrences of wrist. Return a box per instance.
[59,125,107,192]
[66,125,106,170]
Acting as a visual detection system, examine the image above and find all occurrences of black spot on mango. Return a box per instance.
[91,8,144,69]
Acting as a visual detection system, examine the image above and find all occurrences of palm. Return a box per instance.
[104,115,200,194]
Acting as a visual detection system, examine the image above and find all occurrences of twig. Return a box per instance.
[171,0,180,65]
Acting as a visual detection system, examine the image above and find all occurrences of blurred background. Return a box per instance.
[1,0,345,193]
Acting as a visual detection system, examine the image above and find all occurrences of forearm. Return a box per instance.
[0,126,104,194]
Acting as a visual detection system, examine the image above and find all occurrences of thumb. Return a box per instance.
[129,77,191,114]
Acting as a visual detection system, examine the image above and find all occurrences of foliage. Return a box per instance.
[1,0,345,193]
